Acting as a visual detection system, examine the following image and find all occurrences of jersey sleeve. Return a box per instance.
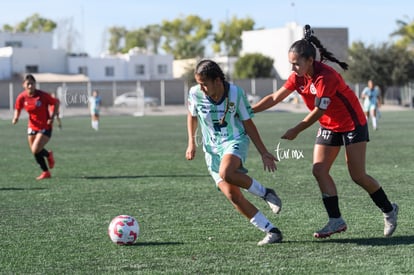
[283,73,297,91]
[235,86,254,121]
[45,92,57,105]
[14,93,24,110]
[187,86,198,117]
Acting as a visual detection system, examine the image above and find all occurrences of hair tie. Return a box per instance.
[303,24,313,41]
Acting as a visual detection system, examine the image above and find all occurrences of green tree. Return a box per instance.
[144,24,163,54]
[108,26,127,54]
[345,41,414,100]
[390,17,414,49]
[161,15,212,59]
[2,13,56,32]
[233,53,274,78]
[212,16,255,56]
[124,29,147,53]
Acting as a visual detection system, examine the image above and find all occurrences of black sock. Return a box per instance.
[370,187,393,213]
[38,149,49,158]
[322,196,341,218]
[34,152,48,171]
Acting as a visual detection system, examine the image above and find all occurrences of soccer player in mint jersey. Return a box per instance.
[12,74,58,180]
[253,25,398,238]
[186,59,283,246]
[89,90,102,131]
[361,79,381,130]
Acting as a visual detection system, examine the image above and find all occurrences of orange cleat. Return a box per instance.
[36,171,51,180]
[47,150,55,169]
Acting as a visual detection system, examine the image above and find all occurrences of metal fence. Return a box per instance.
[1,78,412,112]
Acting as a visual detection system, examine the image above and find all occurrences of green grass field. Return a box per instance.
[0,110,413,274]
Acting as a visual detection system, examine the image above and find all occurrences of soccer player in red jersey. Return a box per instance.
[253,25,398,238]
[12,74,59,180]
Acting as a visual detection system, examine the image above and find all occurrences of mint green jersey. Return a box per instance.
[188,83,254,153]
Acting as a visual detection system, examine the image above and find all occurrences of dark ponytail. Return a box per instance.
[290,25,349,70]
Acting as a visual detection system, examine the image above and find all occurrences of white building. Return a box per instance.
[0,32,66,79]
[0,32,53,49]
[68,48,173,81]
[241,22,348,79]
[0,32,174,81]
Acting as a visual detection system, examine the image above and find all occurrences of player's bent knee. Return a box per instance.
[312,164,328,179]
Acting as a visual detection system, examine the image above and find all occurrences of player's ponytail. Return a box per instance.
[291,25,349,71]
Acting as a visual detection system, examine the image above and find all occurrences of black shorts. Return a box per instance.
[27,128,52,138]
[315,124,369,146]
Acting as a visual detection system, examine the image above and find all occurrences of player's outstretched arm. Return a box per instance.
[243,119,277,172]
[12,109,21,125]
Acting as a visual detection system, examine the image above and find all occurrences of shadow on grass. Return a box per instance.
[321,235,414,246]
[126,241,184,247]
[0,187,46,191]
[80,174,209,180]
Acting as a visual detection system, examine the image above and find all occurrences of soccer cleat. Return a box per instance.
[263,188,282,214]
[313,217,347,238]
[36,171,51,180]
[47,150,55,169]
[384,203,398,237]
[257,227,283,246]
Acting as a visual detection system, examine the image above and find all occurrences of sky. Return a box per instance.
[1,0,412,57]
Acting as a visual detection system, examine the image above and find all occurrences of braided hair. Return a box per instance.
[289,24,349,70]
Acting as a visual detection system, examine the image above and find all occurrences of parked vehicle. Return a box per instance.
[114,92,159,107]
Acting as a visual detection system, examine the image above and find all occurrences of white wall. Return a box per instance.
[241,22,348,79]
[0,32,53,49]
[68,53,174,81]
[241,22,303,79]
[11,48,67,74]
[0,31,174,81]
[0,56,11,79]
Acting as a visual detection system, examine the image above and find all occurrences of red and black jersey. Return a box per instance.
[15,90,57,131]
[284,61,366,132]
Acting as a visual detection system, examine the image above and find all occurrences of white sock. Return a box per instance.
[372,117,377,129]
[247,178,266,197]
[92,121,99,130]
[250,211,274,233]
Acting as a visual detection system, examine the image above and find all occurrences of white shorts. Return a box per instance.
[363,103,377,112]
[204,136,250,185]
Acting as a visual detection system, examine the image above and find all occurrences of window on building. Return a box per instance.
[105,66,115,77]
[5,41,22,48]
[135,64,145,75]
[157,64,168,75]
[78,66,88,76]
[26,65,38,73]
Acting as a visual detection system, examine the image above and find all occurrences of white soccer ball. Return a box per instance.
[108,215,140,245]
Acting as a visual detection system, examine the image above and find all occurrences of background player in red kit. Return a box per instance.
[12,74,59,180]
[253,25,398,238]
